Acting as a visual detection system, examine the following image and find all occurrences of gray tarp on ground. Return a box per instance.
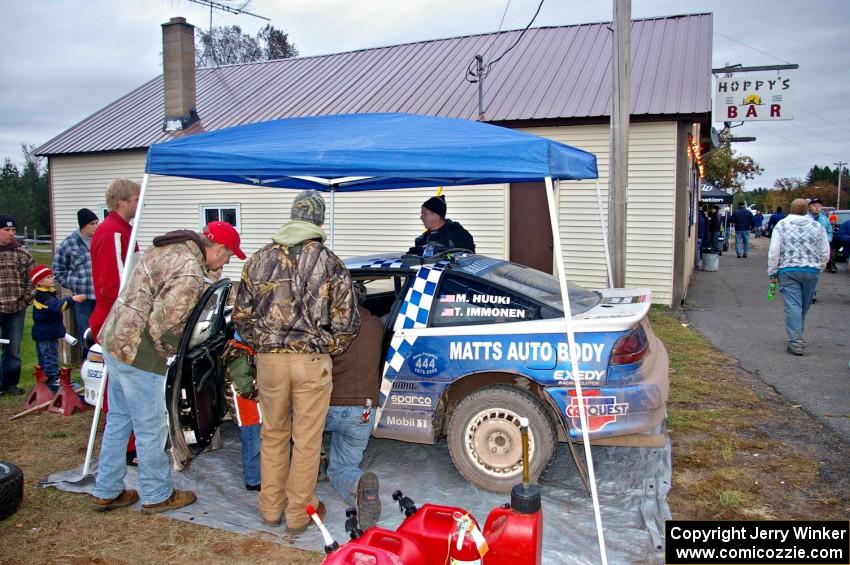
[44,422,670,564]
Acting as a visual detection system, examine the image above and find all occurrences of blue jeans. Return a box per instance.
[778,271,819,349]
[324,406,374,506]
[735,231,750,256]
[93,351,173,505]
[35,340,60,390]
[0,309,26,390]
[239,423,261,487]
[72,299,95,357]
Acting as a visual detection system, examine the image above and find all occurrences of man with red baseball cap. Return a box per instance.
[91,222,244,514]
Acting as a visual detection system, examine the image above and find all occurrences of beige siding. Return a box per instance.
[520,122,677,305]
[50,152,507,282]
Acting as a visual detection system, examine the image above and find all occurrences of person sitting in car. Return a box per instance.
[410,191,475,257]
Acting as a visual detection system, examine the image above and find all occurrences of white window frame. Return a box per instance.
[99,205,109,220]
[200,203,241,231]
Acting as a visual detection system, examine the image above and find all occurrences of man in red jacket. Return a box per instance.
[89,178,140,464]
[89,179,140,341]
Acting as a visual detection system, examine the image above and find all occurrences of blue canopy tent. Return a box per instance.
[88,113,611,563]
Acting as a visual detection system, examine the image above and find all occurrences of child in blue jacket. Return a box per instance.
[29,265,86,391]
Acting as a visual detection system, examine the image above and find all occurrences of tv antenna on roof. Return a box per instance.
[186,0,269,30]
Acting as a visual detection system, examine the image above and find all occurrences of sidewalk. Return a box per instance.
[684,234,850,444]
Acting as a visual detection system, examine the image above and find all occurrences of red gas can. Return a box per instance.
[355,526,428,565]
[394,499,481,565]
[321,543,403,565]
[481,484,543,565]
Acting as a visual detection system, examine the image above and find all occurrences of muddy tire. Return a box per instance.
[0,461,24,521]
[448,385,556,493]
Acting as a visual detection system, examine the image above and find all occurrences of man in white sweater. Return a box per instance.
[767,198,830,356]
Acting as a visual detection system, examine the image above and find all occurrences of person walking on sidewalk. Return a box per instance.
[233,190,360,534]
[767,198,830,356]
[731,202,755,258]
[754,210,764,238]
[807,198,835,273]
[91,222,245,514]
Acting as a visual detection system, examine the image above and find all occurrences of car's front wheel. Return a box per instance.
[447,385,556,493]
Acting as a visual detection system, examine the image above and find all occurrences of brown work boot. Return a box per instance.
[286,501,325,535]
[92,489,139,512]
[141,489,197,515]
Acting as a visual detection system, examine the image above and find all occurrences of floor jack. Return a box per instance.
[23,365,52,410]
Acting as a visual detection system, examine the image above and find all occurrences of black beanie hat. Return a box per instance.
[422,195,446,218]
[77,208,98,228]
[0,213,15,229]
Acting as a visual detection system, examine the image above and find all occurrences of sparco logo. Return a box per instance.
[390,394,433,407]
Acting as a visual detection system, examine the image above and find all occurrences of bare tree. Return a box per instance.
[196,24,298,68]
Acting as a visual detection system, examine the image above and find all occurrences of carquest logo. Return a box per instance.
[390,394,433,407]
[566,390,629,432]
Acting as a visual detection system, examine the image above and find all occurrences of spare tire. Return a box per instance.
[0,461,24,521]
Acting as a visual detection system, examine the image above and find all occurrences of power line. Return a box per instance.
[748,123,847,162]
[713,31,792,65]
[466,0,544,83]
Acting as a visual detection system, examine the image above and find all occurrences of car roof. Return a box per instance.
[344,253,511,276]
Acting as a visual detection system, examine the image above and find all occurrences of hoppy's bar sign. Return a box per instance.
[714,75,794,122]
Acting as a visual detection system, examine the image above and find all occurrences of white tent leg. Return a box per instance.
[595,179,614,288]
[81,173,149,477]
[545,177,608,565]
[329,186,336,249]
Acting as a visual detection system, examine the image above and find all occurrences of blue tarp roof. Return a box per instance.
[145,113,598,190]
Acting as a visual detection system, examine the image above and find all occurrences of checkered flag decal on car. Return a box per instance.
[393,262,447,330]
[375,335,418,428]
[355,258,405,269]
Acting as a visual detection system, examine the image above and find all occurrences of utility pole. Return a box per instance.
[834,161,846,209]
[609,0,630,287]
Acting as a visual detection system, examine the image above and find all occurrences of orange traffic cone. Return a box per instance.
[23,365,54,410]
[47,368,89,416]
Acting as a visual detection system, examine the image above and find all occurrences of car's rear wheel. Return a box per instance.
[448,385,556,493]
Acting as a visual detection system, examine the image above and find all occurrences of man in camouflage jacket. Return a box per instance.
[91,222,245,514]
[233,189,360,533]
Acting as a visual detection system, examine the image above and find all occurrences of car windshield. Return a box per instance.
[475,262,601,315]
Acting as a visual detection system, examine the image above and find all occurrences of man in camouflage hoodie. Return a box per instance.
[233,190,360,534]
[91,221,245,514]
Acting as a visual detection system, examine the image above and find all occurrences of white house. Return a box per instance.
[38,14,712,306]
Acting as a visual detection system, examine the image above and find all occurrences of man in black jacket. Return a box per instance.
[411,194,475,257]
[731,202,755,258]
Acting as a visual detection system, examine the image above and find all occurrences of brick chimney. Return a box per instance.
[162,17,199,132]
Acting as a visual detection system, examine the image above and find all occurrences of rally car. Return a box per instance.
[85,252,669,493]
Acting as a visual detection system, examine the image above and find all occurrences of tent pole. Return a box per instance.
[81,172,149,478]
[595,179,614,288]
[545,177,608,565]
[329,185,336,249]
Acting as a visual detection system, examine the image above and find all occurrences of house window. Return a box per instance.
[201,204,240,230]
[99,205,109,220]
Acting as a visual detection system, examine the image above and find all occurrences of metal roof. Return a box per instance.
[37,13,712,156]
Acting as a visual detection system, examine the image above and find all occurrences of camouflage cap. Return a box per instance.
[291,190,326,226]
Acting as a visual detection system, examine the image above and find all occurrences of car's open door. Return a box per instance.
[165,278,232,470]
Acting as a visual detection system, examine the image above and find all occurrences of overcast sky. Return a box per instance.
[2,0,848,190]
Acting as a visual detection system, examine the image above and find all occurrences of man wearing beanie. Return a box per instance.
[53,208,99,356]
[92,221,244,514]
[412,193,476,256]
[233,189,360,534]
[0,213,34,395]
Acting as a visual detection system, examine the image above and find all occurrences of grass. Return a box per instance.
[0,304,846,561]
[651,306,849,520]
[0,309,321,564]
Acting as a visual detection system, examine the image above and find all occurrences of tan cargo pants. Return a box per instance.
[256,351,333,529]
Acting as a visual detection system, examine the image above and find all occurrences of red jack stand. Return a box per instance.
[23,365,54,410]
[47,367,89,416]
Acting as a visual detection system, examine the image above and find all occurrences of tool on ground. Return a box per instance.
[9,385,84,420]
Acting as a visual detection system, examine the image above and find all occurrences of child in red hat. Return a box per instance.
[29,265,86,390]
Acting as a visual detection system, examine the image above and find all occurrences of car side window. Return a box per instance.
[430,275,541,327]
